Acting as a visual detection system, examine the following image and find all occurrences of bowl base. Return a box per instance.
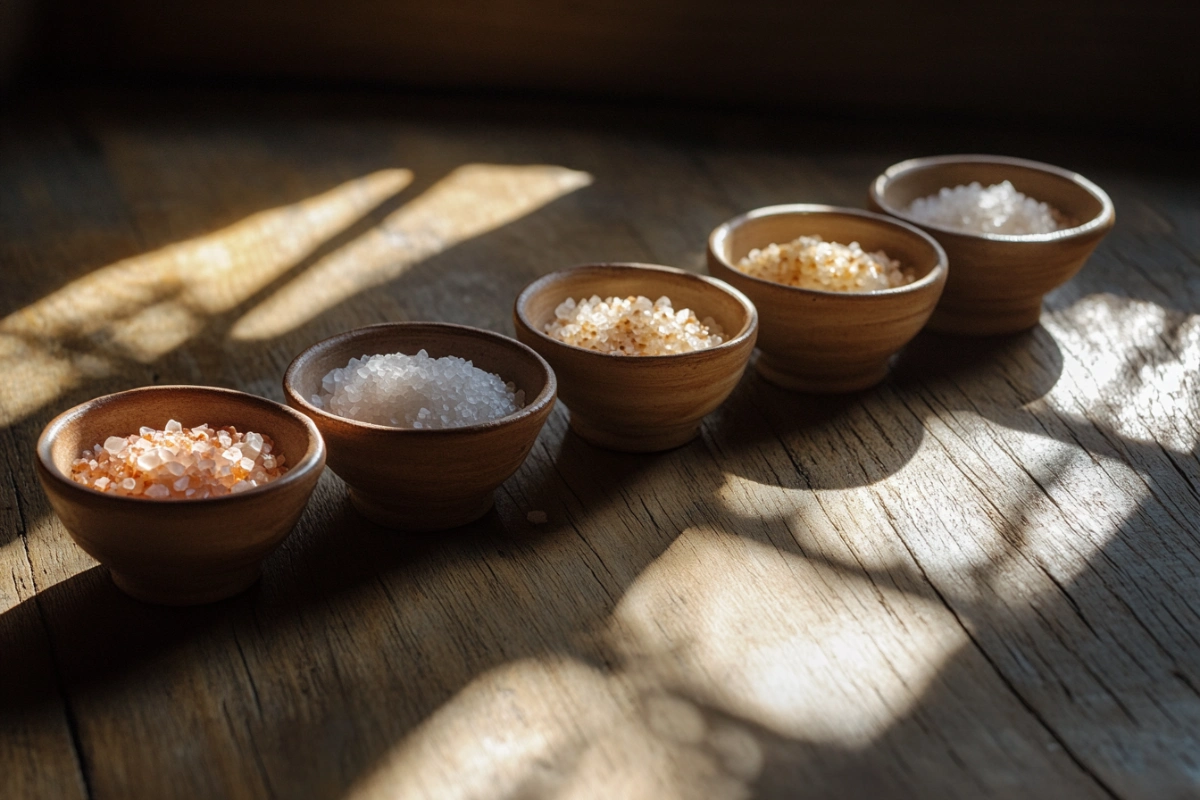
[110,566,261,606]
[568,413,699,453]
[755,355,888,394]
[926,300,1042,337]
[350,489,494,531]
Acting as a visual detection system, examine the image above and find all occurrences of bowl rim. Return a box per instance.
[514,262,759,362]
[283,321,558,435]
[36,384,327,506]
[707,204,949,299]
[869,154,1116,243]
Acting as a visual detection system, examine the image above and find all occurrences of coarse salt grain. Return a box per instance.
[905,180,1063,235]
[70,421,288,499]
[544,295,725,355]
[312,349,524,429]
[736,235,912,292]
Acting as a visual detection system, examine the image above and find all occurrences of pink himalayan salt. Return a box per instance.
[70,420,287,500]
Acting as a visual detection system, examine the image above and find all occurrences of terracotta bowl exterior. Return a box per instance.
[36,385,326,605]
[869,154,1115,336]
[284,322,556,531]
[707,205,947,393]
[513,263,758,452]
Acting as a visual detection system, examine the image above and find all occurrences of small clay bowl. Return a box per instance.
[868,154,1115,336]
[36,385,326,605]
[283,322,556,531]
[513,263,758,452]
[707,205,947,393]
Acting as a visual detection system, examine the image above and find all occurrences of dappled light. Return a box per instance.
[0,169,411,425]
[1045,293,1199,454]
[230,165,593,341]
[607,529,962,746]
[3,88,1197,800]
[0,163,593,428]
[348,528,964,799]
[344,655,760,800]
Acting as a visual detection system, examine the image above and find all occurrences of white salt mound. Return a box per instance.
[906,180,1062,235]
[312,350,524,429]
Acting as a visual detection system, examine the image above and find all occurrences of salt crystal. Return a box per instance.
[546,295,725,355]
[315,350,524,429]
[736,236,910,293]
[137,451,162,471]
[70,423,288,500]
[906,180,1062,235]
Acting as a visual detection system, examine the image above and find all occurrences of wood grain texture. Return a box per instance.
[0,86,1197,799]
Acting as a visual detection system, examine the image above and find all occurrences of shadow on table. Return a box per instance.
[2,90,1197,798]
[705,324,1064,494]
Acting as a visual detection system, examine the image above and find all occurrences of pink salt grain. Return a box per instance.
[70,420,288,500]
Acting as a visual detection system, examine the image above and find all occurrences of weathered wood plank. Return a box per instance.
[1,88,1197,799]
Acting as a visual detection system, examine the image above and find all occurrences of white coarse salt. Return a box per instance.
[544,295,725,355]
[736,235,911,292]
[313,349,525,429]
[905,180,1063,235]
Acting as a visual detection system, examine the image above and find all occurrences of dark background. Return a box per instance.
[3,0,1198,135]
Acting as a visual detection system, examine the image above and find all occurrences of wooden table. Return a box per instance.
[2,88,1197,799]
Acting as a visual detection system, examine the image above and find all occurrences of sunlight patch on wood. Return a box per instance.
[345,656,760,800]
[606,528,964,747]
[1047,293,1199,455]
[229,164,593,340]
[0,169,411,425]
[350,527,959,800]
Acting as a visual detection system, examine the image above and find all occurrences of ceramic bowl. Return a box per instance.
[513,263,757,452]
[707,204,947,393]
[284,322,556,531]
[36,385,326,605]
[868,154,1115,335]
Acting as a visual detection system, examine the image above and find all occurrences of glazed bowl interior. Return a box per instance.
[871,156,1112,239]
[517,264,756,348]
[710,205,945,289]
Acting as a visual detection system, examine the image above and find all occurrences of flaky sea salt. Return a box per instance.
[70,421,288,499]
[736,236,911,292]
[906,180,1063,235]
[312,350,524,429]
[545,295,725,355]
